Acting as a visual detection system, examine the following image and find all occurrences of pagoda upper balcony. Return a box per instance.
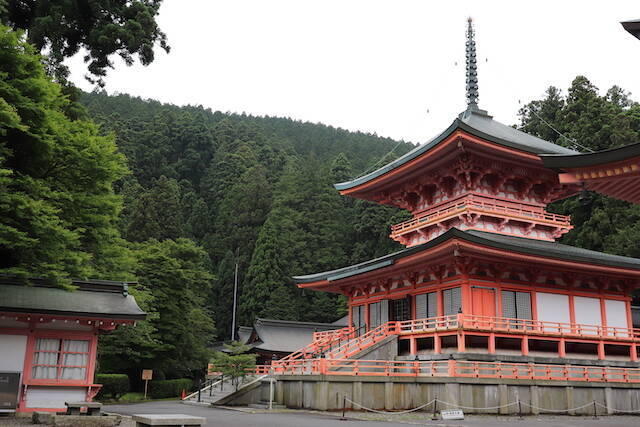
[390,193,572,246]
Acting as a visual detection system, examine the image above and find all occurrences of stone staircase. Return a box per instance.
[182,374,266,406]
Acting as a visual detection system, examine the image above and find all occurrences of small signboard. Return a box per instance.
[142,369,153,399]
[441,409,464,420]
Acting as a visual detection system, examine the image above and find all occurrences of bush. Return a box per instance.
[95,374,130,400]
[148,378,192,399]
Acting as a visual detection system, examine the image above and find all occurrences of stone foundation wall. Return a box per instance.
[265,375,640,415]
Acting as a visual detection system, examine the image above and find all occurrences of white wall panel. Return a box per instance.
[605,300,629,332]
[574,296,601,335]
[536,293,570,329]
[25,387,85,409]
[0,334,27,372]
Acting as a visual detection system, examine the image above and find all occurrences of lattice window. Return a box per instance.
[32,338,89,381]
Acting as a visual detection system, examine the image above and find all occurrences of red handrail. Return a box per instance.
[391,194,571,234]
[260,358,640,383]
[395,314,639,340]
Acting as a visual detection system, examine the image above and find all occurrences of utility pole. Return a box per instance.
[231,248,239,341]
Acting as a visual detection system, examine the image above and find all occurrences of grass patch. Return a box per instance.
[98,392,181,405]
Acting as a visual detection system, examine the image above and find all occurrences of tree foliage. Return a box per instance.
[0,0,169,85]
[0,25,131,285]
[519,76,640,262]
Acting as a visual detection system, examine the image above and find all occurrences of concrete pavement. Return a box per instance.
[103,400,640,427]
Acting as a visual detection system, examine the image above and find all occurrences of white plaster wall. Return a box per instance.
[25,387,86,409]
[0,334,27,372]
[605,300,628,334]
[573,296,601,335]
[536,293,570,329]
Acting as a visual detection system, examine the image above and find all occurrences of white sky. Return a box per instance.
[68,0,640,145]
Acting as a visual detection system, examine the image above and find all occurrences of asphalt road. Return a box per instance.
[103,401,640,427]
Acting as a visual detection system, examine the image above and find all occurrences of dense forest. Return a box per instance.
[78,90,415,339]
[3,9,640,381]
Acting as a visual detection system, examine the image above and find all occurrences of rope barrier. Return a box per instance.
[520,401,595,413]
[338,395,640,416]
[595,401,640,414]
[342,395,435,415]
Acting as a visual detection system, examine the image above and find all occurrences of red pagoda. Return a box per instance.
[276,19,640,378]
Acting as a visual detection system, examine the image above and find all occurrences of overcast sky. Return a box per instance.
[68,1,640,145]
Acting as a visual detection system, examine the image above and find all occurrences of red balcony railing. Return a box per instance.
[258,359,640,383]
[396,314,638,340]
[390,194,572,236]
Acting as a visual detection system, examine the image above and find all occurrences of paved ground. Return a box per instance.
[101,400,640,427]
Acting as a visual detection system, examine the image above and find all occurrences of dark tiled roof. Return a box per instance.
[540,142,640,169]
[622,19,640,40]
[334,109,578,191]
[0,277,146,320]
[248,318,344,353]
[293,229,640,284]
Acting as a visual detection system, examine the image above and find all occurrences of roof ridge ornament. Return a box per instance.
[463,18,489,118]
[466,17,479,109]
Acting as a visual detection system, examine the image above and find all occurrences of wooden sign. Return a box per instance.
[441,410,464,420]
[142,369,153,380]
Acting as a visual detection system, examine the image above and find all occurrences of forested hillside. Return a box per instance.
[79,91,414,338]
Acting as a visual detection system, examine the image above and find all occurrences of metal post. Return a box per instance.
[518,399,523,419]
[431,396,438,420]
[220,374,224,392]
[593,400,598,419]
[341,394,347,420]
[197,382,201,403]
[231,248,239,341]
[269,378,274,410]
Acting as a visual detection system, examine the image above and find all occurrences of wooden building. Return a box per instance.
[274,20,640,375]
[0,277,145,413]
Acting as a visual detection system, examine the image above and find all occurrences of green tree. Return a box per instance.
[210,341,256,390]
[0,25,130,285]
[519,75,640,260]
[1,0,169,85]
[132,239,216,378]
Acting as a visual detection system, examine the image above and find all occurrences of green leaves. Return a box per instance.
[0,25,129,285]
[2,0,169,85]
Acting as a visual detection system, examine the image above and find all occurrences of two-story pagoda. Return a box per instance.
[291,19,640,367]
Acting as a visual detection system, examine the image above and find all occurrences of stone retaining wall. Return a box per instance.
[265,375,640,415]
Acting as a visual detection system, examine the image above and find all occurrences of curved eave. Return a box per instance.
[622,19,640,40]
[335,111,577,193]
[293,229,640,288]
[540,142,640,169]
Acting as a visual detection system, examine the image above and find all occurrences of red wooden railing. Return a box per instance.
[276,326,355,365]
[272,315,638,376]
[257,359,640,383]
[396,314,639,340]
[390,194,571,235]
[324,322,397,359]
[312,326,354,342]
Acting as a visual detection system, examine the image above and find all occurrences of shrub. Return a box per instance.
[148,378,193,399]
[95,374,130,400]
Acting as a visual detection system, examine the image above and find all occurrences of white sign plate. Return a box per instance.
[441,409,464,420]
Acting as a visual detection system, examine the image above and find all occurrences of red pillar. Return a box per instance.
[434,333,441,354]
[558,338,566,358]
[631,344,638,362]
[457,332,466,353]
[409,337,417,355]
[521,336,529,356]
[488,333,495,354]
[597,341,605,360]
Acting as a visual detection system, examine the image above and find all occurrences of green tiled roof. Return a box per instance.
[293,229,640,284]
[334,109,578,191]
[0,277,146,320]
